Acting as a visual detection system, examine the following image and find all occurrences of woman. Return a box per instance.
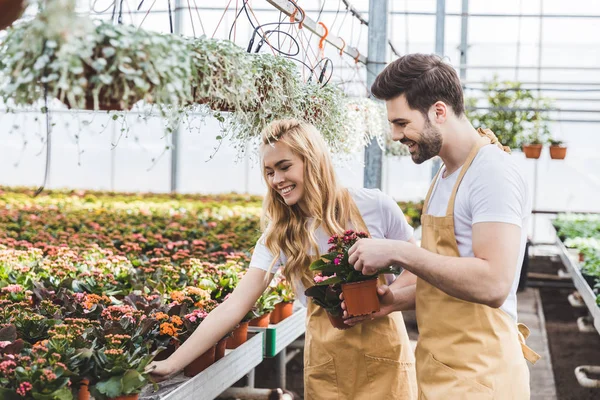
[149,119,418,399]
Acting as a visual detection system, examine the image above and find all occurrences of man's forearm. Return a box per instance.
[392,245,507,308]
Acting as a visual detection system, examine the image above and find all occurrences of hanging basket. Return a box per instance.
[0,0,26,31]
[522,144,543,159]
[549,145,567,160]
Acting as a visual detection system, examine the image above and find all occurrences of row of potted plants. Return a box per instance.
[554,214,600,305]
[0,242,296,399]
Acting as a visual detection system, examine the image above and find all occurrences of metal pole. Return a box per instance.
[459,0,469,81]
[431,0,446,179]
[111,120,116,191]
[363,0,388,189]
[532,0,544,243]
[170,0,184,193]
[276,349,287,389]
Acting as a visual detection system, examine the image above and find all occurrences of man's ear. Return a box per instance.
[432,101,448,124]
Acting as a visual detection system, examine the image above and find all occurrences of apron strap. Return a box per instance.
[517,323,541,365]
[477,127,511,154]
[445,136,490,216]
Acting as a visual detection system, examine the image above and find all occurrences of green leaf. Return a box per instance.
[121,369,145,394]
[32,387,73,400]
[95,376,123,398]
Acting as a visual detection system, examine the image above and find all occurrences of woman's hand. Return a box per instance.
[146,360,178,382]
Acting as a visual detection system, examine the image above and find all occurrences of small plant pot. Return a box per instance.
[215,337,228,361]
[226,321,249,349]
[341,279,380,317]
[153,344,176,361]
[579,253,585,263]
[107,395,139,400]
[77,379,90,400]
[0,0,26,31]
[249,312,271,328]
[522,144,543,159]
[271,302,294,324]
[327,312,352,330]
[550,145,567,160]
[183,345,216,377]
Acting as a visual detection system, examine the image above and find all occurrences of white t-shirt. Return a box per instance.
[426,144,531,321]
[249,188,415,305]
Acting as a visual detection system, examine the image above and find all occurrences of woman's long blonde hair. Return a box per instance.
[260,119,367,286]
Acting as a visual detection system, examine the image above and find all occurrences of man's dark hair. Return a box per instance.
[371,53,465,117]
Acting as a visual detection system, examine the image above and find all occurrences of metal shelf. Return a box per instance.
[248,306,307,358]
[555,231,600,335]
[141,331,265,400]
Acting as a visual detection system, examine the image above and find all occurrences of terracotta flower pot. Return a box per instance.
[549,145,567,160]
[579,253,585,263]
[270,302,293,324]
[215,337,228,361]
[249,312,271,328]
[153,344,176,361]
[183,345,216,377]
[327,312,351,330]
[0,0,26,31]
[522,144,543,159]
[341,279,380,317]
[107,395,139,400]
[77,379,90,400]
[226,321,249,349]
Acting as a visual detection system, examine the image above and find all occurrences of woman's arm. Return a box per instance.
[148,267,273,379]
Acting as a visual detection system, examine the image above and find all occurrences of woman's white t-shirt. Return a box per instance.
[249,188,414,305]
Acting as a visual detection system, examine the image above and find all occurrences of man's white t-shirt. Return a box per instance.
[249,188,415,305]
[426,144,531,321]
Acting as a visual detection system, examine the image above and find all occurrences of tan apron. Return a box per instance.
[415,132,540,400]
[303,213,418,399]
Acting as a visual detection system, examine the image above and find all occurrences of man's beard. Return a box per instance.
[411,118,443,164]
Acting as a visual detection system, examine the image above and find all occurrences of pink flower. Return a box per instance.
[16,382,32,397]
[334,257,341,265]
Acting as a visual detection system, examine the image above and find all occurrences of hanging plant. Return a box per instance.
[188,36,257,112]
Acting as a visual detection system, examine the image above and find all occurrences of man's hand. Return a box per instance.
[340,285,396,326]
[348,238,408,275]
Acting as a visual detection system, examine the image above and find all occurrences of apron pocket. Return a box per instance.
[365,355,417,400]
[305,358,339,400]
[419,353,493,400]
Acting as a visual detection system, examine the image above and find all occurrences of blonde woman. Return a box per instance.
[149,119,418,399]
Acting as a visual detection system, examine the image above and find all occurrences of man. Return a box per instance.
[347,54,540,399]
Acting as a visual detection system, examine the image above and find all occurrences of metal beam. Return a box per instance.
[459,0,469,80]
[170,0,184,193]
[363,0,388,189]
[265,0,367,64]
[435,0,446,56]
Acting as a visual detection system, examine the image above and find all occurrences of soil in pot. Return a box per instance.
[249,312,271,328]
[270,302,293,324]
[522,144,543,159]
[341,279,380,317]
[226,321,249,349]
[183,345,216,377]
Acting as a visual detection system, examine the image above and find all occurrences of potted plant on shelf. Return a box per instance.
[549,139,567,160]
[269,273,295,324]
[309,230,399,317]
[90,334,156,400]
[249,290,279,328]
[180,308,216,377]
